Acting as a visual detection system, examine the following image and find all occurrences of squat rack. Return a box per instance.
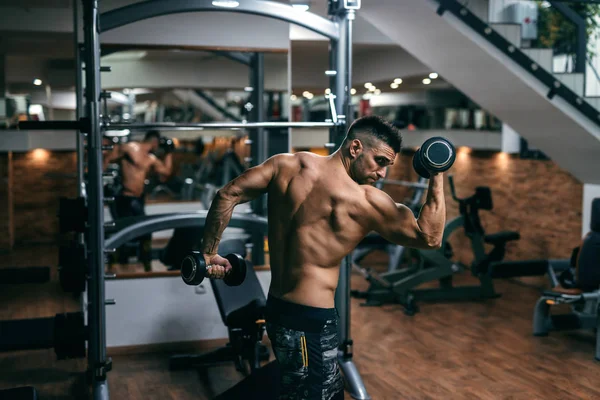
[21,0,367,399]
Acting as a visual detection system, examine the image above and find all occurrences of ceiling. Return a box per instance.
[0,0,443,96]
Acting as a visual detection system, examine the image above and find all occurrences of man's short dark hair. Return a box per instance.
[344,116,402,153]
[144,130,161,141]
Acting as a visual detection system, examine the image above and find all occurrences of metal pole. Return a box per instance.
[549,1,587,73]
[74,0,85,199]
[334,15,347,150]
[82,0,110,398]
[103,121,335,130]
[333,5,370,399]
[252,52,267,165]
[248,52,267,265]
[345,10,355,126]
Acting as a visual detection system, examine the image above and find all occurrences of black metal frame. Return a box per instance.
[548,0,587,74]
[18,1,363,398]
[77,1,363,399]
[436,0,600,129]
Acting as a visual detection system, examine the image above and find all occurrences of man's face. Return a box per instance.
[350,139,396,185]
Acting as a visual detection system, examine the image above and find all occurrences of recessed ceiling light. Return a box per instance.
[212,1,240,8]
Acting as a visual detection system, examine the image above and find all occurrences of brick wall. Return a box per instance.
[3,146,585,260]
[0,152,13,250]
[384,149,583,266]
[12,150,77,245]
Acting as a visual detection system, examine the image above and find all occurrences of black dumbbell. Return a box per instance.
[180,251,247,286]
[412,137,456,179]
[159,137,175,153]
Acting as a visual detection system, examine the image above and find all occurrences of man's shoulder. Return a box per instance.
[122,142,139,152]
[362,185,392,208]
[270,151,321,170]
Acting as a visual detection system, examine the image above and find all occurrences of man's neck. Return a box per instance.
[329,149,353,179]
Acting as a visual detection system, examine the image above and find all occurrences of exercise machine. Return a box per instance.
[532,198,600,361]
[352,175,520,315]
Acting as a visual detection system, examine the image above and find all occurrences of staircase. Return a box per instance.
[361,0,600,184]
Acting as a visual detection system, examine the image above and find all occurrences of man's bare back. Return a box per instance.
[105,138,172,197]
[202,150,445,309]
[267,152,384,307]
[199,116,445,399]
[120,142,162,197]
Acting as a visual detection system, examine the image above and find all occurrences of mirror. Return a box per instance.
[101,45,288,275]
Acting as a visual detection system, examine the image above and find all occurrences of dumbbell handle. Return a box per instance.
[181,252,246,287]
[181,253,231,285]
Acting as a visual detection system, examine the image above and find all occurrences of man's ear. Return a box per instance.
[349,139,363,159]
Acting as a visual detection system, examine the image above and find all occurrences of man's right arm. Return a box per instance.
[366,174,446,249]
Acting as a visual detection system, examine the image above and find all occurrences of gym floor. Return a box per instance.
[1,245,598,400]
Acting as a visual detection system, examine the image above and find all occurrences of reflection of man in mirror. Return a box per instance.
[105,130,174,271]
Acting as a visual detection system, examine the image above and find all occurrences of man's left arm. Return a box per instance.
[201,155,279,277]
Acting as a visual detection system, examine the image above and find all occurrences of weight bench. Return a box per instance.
[532,198,600,361]
[169,239,269,374]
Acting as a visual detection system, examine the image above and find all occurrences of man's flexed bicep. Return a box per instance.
[365,186,441,250]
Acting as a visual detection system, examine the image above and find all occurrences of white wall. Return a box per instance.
[289,127,502,150]
[488,0,524,23]
[583,184,600,236]
[30,90,76,110]
[99,270,271,347]
[0,2,290,50]
[353,47,431,87]
[501,123,521,153]
[0,130,78,151]
[101,54,289,91]
[101,11,290,50]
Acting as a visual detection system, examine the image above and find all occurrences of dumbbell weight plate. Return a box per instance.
[412,154,432,179]
[54,312,86,360]
[413,137,456,179]
[181,251,206,286]
[422,138,455,171]
[223,253,247,287]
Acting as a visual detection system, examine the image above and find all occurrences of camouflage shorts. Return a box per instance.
[266,296,344,400]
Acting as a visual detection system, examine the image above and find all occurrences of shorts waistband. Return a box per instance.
[265,294,337,333]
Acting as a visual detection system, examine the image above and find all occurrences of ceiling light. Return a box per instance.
[244,86,254,92]
[390,83,399,89]
[368,86,376,92]
[33,78,42,86]
[325,70,337,76]
[351,88,357,95]
[393,78,403,84]
[429,72,439,79]
[374,89,381,95]
[364,82,373,88]
[422,78,431,85]
[292,4,310,12]
[290,94,297,101]
[212,0,240,8]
